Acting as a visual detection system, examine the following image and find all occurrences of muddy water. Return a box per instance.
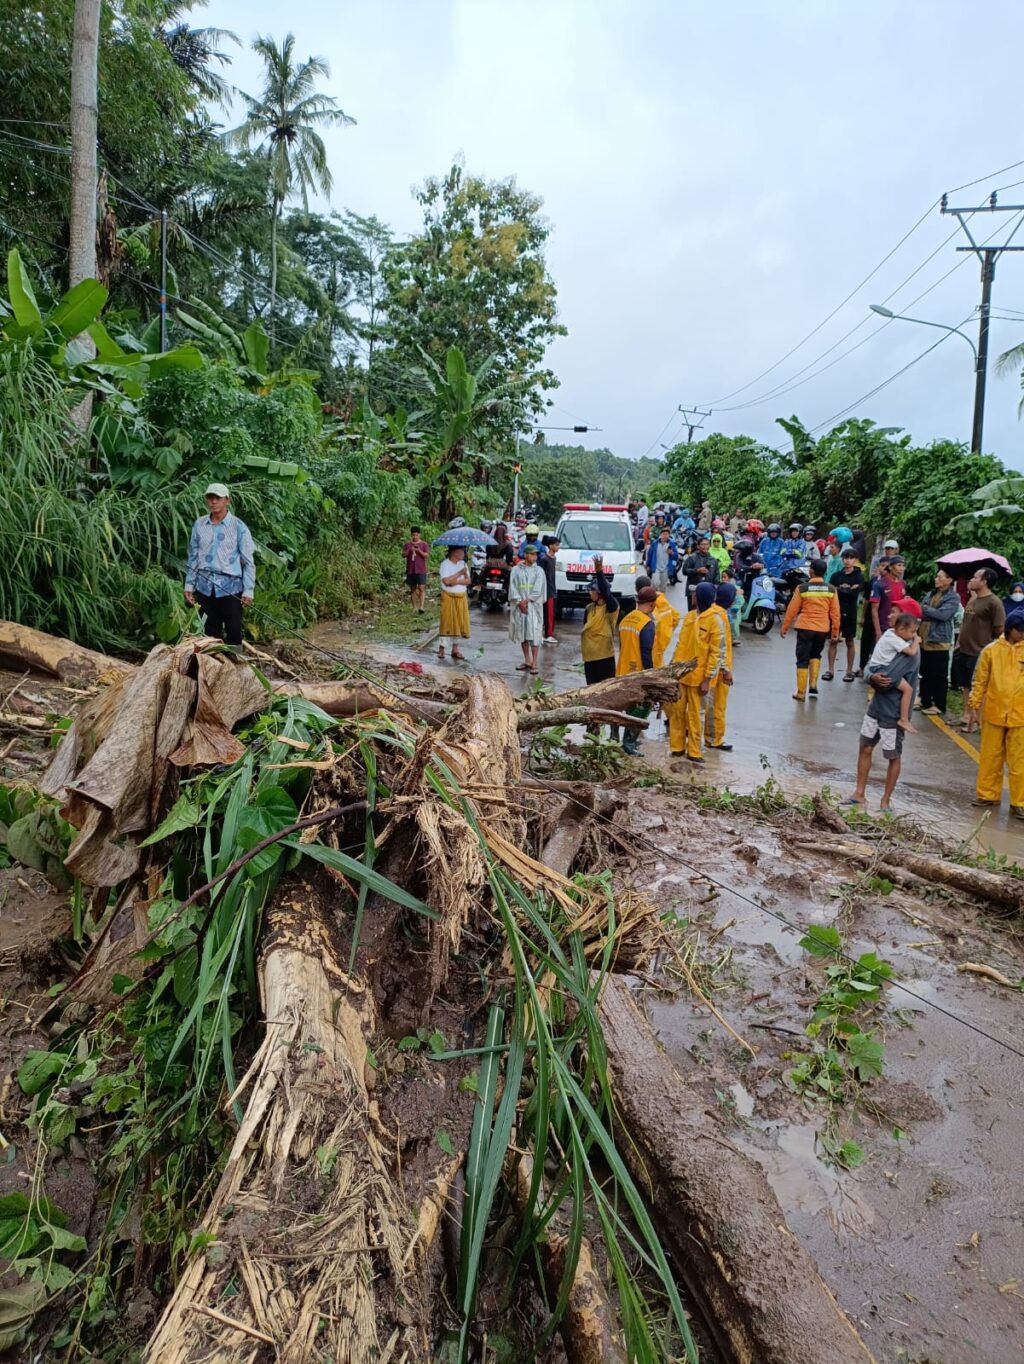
[640,798,1024,1364]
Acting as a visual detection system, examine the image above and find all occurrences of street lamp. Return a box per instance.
[512,424,601,516]
[868,303,983,451]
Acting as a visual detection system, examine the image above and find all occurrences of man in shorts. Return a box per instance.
[848,644,921,812]
[403,527,430,611]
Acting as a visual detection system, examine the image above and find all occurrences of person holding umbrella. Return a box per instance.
[433,522,494,661]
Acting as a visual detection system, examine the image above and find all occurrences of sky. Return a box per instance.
[205,0,1024,471]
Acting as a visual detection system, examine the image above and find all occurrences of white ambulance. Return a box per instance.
[553,504,642,616]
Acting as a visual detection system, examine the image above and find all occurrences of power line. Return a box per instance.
[699,156,1024,411]
[239,601,1024,1064]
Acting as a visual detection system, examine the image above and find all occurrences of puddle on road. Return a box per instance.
[745,1122,877,1237]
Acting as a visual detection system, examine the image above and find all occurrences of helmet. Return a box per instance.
[680,508,691,517]
[712,517,725,530]
[448,516,467,530]
[803,524,817,536]
[767,523,781,534]
[654,510,666,521]
[788,522,802,533]
[479,519,494,534]
[734,537,755,554]
[746,518,765,534]
[525,523,539,535]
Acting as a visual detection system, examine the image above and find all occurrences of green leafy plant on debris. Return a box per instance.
[785,922,893,1169]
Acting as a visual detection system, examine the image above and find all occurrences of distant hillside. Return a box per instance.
[518,442,664,520]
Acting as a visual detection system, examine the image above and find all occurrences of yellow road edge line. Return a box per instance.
[928,712,1010,795]
[927,712,980,763]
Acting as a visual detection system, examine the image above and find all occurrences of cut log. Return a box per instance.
[598,975,878,1364]
[144,888,419,1364]
[528,661,695,717]
[784,836,937,899]
[789,831,1024,912]
[276,678,451,725]
[512,1155,628,1364]
[0,620,134,685]
[518,706,647,732]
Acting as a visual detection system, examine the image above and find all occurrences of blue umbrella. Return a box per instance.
[432,527,494,548]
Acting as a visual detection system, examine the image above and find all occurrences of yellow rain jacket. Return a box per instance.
[616,609,655,675]
[652,592,681,668]
[672,608,725,687]
[969,636,1024,727]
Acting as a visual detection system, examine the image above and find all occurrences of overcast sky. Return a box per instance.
[206,0,1024,470]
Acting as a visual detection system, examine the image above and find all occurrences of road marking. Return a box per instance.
[927,712,980,763]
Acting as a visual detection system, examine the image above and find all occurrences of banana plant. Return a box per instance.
[2,248,203,394]
[413,345,532,519]
[174,296,318,390]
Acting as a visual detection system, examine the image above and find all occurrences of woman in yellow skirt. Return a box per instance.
[438,546,471,660]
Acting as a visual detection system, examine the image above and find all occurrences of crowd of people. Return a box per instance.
[178,483,1022,819]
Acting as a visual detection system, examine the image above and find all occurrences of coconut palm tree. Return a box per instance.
[226,34,354,332]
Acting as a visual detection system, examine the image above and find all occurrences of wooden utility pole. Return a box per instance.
[69,0,100,289]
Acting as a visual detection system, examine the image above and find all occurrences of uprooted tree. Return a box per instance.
[4,630,880,1363]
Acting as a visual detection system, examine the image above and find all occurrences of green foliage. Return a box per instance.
[379,163,566,438]
[519,442,663,521]
[947,471,1024,576]
[661,431,791,518]
[787,925,893,1168]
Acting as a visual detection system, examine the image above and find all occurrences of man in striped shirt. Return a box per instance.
[184,483,255,647]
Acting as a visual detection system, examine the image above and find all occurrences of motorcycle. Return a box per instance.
[738,572,777,634]
[771,565,809,619]
[478,562,510,610]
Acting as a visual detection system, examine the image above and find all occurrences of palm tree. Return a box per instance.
[227,34,354,331]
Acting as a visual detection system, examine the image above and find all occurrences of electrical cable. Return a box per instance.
[698,155,1024,412]
[639,411,684,460]
[234,598,1024,1063]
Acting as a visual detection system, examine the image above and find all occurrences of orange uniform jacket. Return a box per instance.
[782,578,840,639]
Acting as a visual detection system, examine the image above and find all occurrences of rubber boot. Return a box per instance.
[808,658,821,697]
[793,667,808,702]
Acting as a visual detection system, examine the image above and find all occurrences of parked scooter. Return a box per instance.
[738,572,777,634]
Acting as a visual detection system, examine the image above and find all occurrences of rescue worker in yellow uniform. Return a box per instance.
[967,610,1024,818]
[665,581,723,762]
[705,581,737,750]
[615,584,659,755]
[780,556,840,701]
[636,572,681,668]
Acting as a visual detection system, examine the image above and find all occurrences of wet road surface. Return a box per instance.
[384,579,1020,858]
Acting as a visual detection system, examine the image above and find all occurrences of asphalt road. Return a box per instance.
[422,578,1019,858]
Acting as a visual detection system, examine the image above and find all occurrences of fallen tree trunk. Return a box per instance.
[598,975,877,1364]
[276,677,452,724]
[144,891,418,1364]
[529,661,695,716]
[518,705,648,732]
[0,620,135,685]
[791,831,1024,912]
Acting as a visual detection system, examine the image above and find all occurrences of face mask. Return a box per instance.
[1012,592,1024,602]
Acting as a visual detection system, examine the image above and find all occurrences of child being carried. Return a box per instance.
[866,607,922,733]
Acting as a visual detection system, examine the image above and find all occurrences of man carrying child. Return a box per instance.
[848,602,923,812]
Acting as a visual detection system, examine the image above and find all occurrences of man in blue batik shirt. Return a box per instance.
[184,483,255,646]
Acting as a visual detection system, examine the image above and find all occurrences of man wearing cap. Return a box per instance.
[509,542,546,674]
[870,537,900,576]
[517,523,547,562]
[184,484,255,647]
[616,585,659,755]
[967,610,1024,819]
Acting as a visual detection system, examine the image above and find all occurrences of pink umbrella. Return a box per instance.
[937,547,1013,577]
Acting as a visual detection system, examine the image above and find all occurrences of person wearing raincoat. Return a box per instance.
[705,582,736,750]
[709,532,732,577]
[665,582,725,762]
[967,611,1024,817]
[509,542,546,673]
[637,574,681,668]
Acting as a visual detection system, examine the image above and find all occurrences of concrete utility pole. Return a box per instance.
[677,406,712,444]
[941,192,1024,454]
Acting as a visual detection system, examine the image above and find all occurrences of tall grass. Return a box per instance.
[0,346,189,649]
